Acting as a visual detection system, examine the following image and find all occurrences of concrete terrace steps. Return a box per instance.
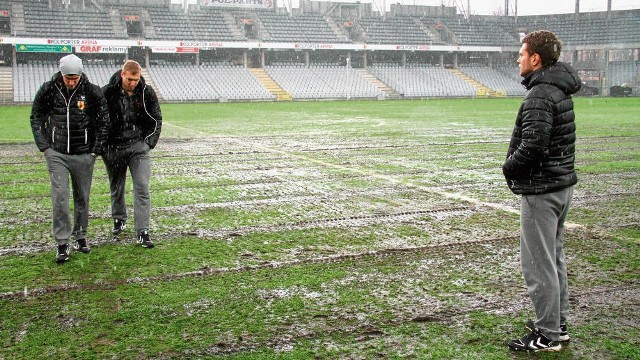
[141,67,163,102]
[249,68,292,101]
[448,68,504,98]
[356,68,402,99]
[0,67,13,104]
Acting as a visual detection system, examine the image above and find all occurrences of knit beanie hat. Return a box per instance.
[59,54,83,76]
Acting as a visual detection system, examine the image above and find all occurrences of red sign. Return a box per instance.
[176,47,199,53]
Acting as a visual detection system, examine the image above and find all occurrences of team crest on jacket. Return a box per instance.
[77,95,86,110]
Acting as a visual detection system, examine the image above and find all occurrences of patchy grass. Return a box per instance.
[1,98,638,358]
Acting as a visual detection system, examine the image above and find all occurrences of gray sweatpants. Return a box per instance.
[520,185,574,341]
[102,140,151,235]
[44,148,96,245]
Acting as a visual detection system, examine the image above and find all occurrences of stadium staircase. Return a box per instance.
[141,68,164,102]
[109,9,128,38]
[0,67,13,104]
[9,3,26,36]
[249,68,292,101]
[140,9,158,39]
[222,11,245,39]
[325,16,349,41]
[356,69,402,99]
[448,68,504,98]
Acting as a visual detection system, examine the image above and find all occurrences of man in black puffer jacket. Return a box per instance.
[30,54,110,263]
[504,31,581,353]
[102,60,162,249]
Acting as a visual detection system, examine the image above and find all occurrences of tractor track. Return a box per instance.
[5,226,631,303]
[1,134,637,166]
[0,233,519,300]
[191,283,640,357]
[0,205,480,256]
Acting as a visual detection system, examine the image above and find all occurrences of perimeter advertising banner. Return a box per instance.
[151,46,199,53]
[202,0,273,10]
[16,44,72,53]
[3,37,504,53]
[75,45,128,53]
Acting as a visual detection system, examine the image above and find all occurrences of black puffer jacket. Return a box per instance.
[503,62,582,195]
[30,72,110,155]
[102,71,162,149]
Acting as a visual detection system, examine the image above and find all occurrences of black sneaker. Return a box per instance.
[508,328,561,352]
[56,244,70,263]
[526,319,570,342]
[74,239,91,254]
[112,219,126,235]
[137,231,154,248]
[559,323,570,342]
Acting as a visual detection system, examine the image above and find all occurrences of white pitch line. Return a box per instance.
[170,125,582,229]
[226,137,521,215]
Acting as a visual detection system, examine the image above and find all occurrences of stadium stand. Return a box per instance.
[369,64,476,97]
[192,8,245,41]
[13,61,120,102]
[359,16,437,45]
[607,61,639,94]
[258,12,347,43]
[459,64,526,96]
[441,16,519,46]
[21,2,119,39]
[146,6,196,40]
[265,64,383,99]
[149,64,274,102]
[501,10,640,46]
[2,1,639,102]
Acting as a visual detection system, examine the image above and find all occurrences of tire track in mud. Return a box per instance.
[0,205,478,255]
[187,206,477,239]
[197,136,523,218]
[1,183,443,224]
[3,134,636,166]
[191,283,640,357]
[5,227,627,303]
[0,233,517,300]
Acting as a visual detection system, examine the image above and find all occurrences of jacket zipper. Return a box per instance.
[66,105,70,153]
[56,81,82,153]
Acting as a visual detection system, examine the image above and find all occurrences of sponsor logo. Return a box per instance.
[294,43,334,49]
[77,95,86,110]
[76,45,127,53]
[395,45,431,50]
[179,41,223,47]
[48,39,98,45]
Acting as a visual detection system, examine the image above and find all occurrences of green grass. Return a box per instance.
[1,98,639,358]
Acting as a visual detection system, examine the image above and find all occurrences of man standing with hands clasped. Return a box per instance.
[30,54,110,263]
[503,30,581,352]
[102,60,162,248]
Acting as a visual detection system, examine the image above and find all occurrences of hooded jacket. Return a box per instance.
[503,62,582,195]
[30,72,110,155]
[102,70,162,149]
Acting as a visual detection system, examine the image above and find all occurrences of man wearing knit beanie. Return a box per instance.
[30,54,110,263]
[59,54,84,76]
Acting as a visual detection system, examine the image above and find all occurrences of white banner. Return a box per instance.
[151,46,199,53]
[1,37,505,53]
